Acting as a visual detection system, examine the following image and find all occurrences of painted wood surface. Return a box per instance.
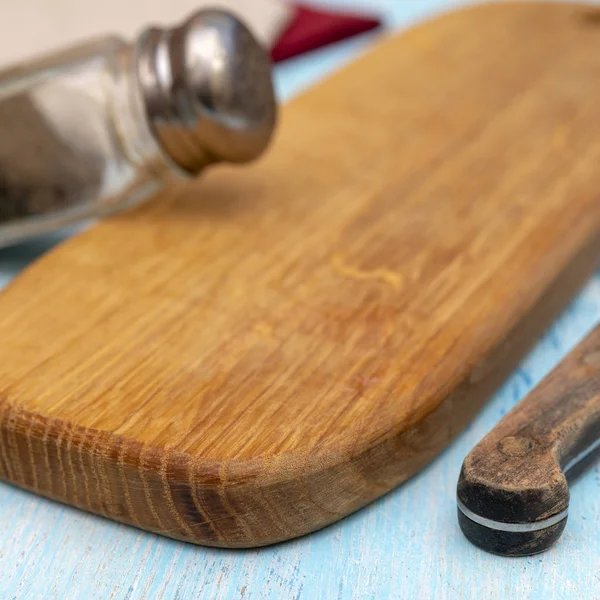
[1,1,600,598]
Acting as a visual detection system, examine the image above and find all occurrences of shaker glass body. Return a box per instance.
[0,36,171,247]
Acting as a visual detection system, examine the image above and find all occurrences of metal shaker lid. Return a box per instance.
[135,9,277,175]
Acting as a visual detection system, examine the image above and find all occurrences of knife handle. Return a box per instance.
[457,323,600,556]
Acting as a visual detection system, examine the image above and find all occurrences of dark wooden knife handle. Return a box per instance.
[457,323,600,556]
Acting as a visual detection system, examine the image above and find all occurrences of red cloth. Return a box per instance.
[272,3,381,63]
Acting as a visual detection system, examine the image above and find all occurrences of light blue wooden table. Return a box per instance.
[1,1,599,598]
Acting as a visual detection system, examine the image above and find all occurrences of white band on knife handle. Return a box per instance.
[457,498,568,533]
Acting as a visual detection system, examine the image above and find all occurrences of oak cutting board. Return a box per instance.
[2,1,600,548]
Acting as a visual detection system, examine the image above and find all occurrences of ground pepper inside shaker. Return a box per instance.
[0,94,103,221]
[0,8,277,248]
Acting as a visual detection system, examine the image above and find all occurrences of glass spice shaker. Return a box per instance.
[0,8,277,248]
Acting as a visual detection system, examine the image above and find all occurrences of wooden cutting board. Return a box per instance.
[1,1,600,548]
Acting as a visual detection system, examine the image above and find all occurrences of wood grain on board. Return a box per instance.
[1,2,600,548]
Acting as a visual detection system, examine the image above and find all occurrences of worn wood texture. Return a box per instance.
[1,1,600,548]
[458,321,600,556]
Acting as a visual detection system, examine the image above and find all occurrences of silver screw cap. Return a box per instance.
[136,9,278,174]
